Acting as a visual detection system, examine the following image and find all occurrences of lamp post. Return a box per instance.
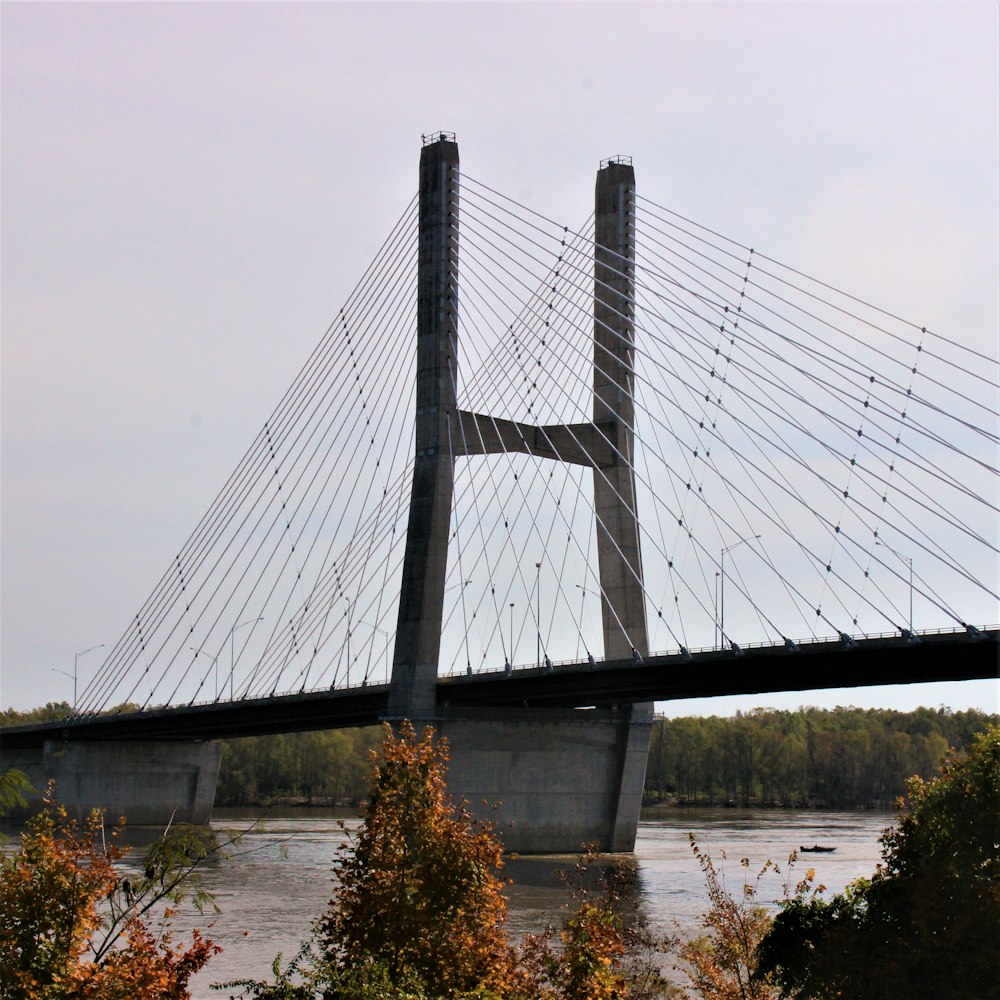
[229,617,263,700]
[509,602,515,666]
[189,647,220,699]
[575,584,589,658]
[356,621,390,683]
[51,669,74,707]
[58,643,104,710]
[714,572,721,650]
[720,534,761,646]
[535,562,542,666]
[876,541,913,631]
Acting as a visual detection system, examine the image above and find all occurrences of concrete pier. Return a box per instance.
[441,707,652,853]
[1,740,221,826]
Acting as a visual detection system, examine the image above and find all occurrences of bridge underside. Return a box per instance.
[4,630,994,839]
[5,630,995,749]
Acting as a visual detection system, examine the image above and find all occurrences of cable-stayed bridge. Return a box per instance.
[5,134,996,850]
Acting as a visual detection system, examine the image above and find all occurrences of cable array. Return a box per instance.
[75,169,998,716]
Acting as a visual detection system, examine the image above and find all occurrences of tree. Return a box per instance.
[670,838,781,1000]
[756,724,1000,999]
[0,766,32,817]
[221,724,657,1000]
[0,794,220,999]
[316,721,521,997]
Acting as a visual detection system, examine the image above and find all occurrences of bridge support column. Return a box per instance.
[591,156,655,845]
[0,741,221,827]
[390,137,651,853]
[389,133,461,722]
[439,707,652,853]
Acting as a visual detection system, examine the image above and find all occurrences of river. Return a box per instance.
[155,807,892,998]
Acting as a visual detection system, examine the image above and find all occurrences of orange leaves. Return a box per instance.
[317,721,519,996]
[673,838,779,1000]
[0,796,218,1000]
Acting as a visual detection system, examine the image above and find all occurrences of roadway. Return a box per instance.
[3,627,996,748]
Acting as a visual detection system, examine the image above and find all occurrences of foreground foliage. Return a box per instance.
[671,840,786,1000]
[219,723,658,999]
[317,721,520,996]
[0,797,221,1000]
[757,724,1000,999]
[217,721,1000,999]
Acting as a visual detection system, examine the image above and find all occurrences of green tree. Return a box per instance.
[0,767,32,817]
[756,724,1000,999]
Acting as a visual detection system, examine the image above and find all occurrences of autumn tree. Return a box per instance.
[667,838,783,1000]
[756,724,1000,999]
[0,795,220,999]
[316,721,521,997]
[521,847,673,1000]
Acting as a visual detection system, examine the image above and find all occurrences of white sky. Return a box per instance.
[2,1,997,715]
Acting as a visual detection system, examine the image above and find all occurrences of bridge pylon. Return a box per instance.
[388,135,652,852]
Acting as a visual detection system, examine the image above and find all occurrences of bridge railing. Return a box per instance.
[437,623,999,680]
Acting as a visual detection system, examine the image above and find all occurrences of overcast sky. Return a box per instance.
[2,2,997,715]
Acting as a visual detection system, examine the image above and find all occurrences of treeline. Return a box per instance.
[4,702,996,810]
[645,706,998,809]
[214,728,383,805]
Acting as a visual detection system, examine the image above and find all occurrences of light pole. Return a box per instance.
[720,534,761,646]
[876,541,913,631]
[229,617,263,700]
[509,602,515,666]
[58,643,104,709]
[356,621,390,682]
[189,647,220,699]
[51,669,74,707]
[574,584,590,658]
[714,572,721,650]
[535,562,542,666]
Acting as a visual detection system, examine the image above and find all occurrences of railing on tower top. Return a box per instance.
[422,131,457,145]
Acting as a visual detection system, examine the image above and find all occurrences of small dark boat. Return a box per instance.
[800,844,836,853]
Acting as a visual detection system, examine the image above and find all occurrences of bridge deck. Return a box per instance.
[3,628,996,748]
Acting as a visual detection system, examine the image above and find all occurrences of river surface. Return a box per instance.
[151,807,892,999]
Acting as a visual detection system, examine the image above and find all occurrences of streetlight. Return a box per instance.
[575,584,591,658]
[508,602,515,667]
[876,541,914,631]
[720,534,761,646]
[51,669,74,707]
[356,621,390,683]
[229,617,263,700]
[535,562,542,667]
[189,647,220,699]
[714,572,721,650]
[56,643,105,710]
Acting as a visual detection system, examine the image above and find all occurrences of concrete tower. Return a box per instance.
[389,135,652,852]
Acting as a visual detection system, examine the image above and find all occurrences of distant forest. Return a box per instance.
[644,706,996,809]
[4,703,996,811]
